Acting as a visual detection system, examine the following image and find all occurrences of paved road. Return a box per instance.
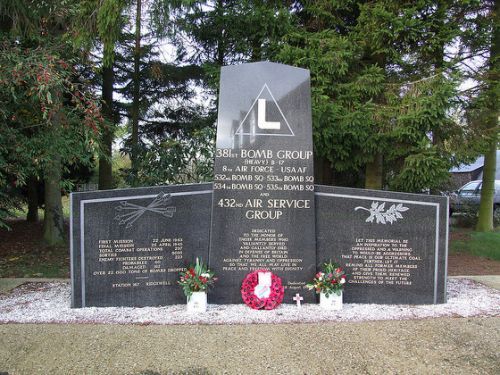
[1,317,499,374]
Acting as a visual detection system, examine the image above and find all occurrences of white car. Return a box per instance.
[450,180,500,217]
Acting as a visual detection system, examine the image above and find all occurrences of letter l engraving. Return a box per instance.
[257,99,280,130]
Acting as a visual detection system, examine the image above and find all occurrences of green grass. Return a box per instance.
[450,230,500,261]
[0,246,69,278]
[1,196,71,278]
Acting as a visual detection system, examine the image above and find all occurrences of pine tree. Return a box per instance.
[277,0,476,192]
[72,0,129,190]
[0,1,102,241]
[474,0,499,231]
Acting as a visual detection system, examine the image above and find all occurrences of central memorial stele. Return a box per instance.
[209,62,317,303]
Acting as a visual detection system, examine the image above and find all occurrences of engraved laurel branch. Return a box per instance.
[354,201,409,224]
[114,193,176,228]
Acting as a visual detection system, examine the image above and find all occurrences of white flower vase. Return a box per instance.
[187,291,207,313]
[320,291,343,310]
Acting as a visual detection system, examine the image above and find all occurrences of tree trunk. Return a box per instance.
[251,33,262,61]
[476,144,497,231]
[367,49,386,191]
[26,175,39,222]
[216,0,225,66]
[314,155,334,185]
[431,1,445,148]
[43,149,64,246]
[365,153,383,190]
[429,0,447,195]
[98,56,114,190]
[130,0,141,180]
[476,0,499,231]
[214,0,225,106]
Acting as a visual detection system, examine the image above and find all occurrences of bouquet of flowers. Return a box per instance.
[306,260,346,297]
[178,258,217,298]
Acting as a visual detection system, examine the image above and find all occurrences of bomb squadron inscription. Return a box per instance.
[209,62,316,304]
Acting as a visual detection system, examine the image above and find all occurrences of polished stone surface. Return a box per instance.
[209,62,317,304]
[315,185,448,304]
[69,62,449,308]
[71,183,212,307]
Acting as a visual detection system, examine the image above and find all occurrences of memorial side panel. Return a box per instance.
[315,185,448,304]
[71,184,212,307]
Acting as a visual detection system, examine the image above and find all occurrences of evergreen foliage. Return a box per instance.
[277,0,479,192]
[1,0,498,232]
[0,1,102,236]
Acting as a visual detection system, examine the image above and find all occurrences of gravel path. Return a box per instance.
[1,317,499,374]
[0,278,499,325]
[0,278,499,374]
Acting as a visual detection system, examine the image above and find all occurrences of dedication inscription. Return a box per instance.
[209,62,316,303]
[71,183,212,307]
[315,185,448,304]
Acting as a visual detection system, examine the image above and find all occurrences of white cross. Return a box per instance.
[293,293,304,307]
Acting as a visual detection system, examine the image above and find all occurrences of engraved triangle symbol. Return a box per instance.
[234,84,294,137]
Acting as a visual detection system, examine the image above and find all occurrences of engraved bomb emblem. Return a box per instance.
[114,193,176,228]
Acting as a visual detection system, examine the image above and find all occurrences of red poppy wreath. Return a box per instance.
[241,270,284,310]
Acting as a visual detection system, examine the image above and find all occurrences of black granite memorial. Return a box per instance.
[70,183,212,307]
[315,185,448,304]
[209,62,317,304]
[70,62,449,308]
